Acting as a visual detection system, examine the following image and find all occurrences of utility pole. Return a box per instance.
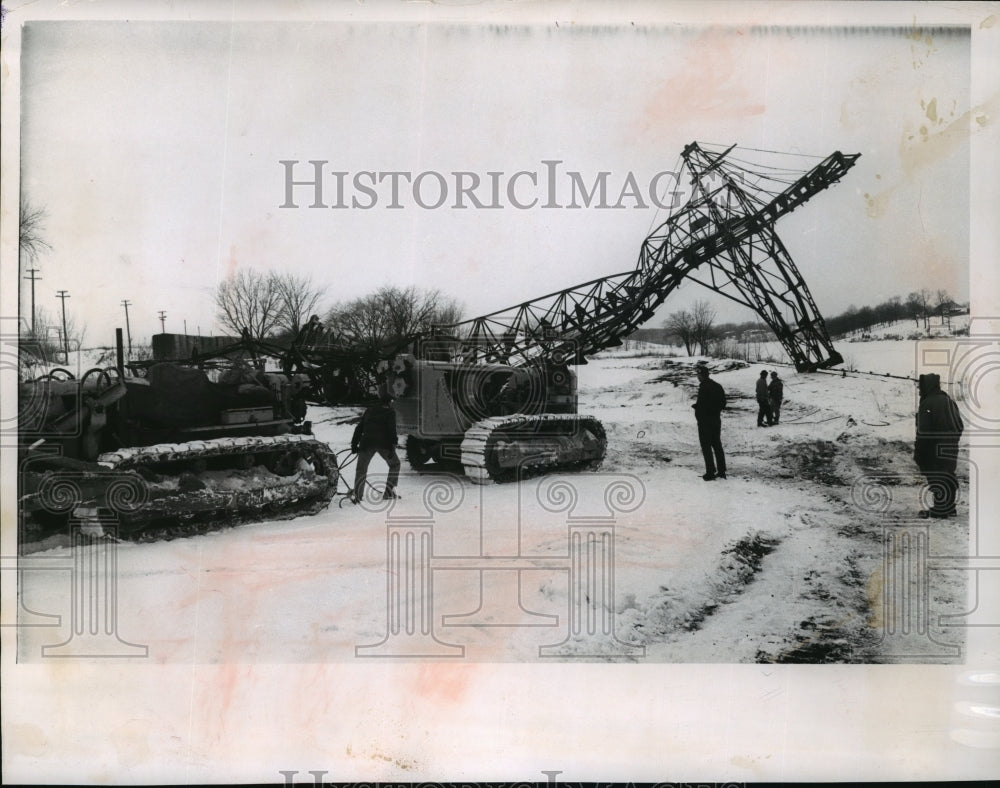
[56,290,70,359]
[158,310,167,333]
[121,299,132,356]
[24,268,41,335]
[183,319,188,336]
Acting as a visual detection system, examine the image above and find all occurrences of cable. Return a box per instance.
[645,153,685,237]
[778,414,844,425]
[732,144,826,160]
[332,446,407,506]
[723,154,816,174]
[697,141,827,163]
[811,367,919,383]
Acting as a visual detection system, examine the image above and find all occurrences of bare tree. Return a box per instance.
[433,297,465,327]
[326,294,390,349]
[274,272,328,336]
[934,289,954,330]
[24,306,87,359]
[904,292,921,328]
[690,299,718,355]
[664,309,695,355]
[382,286,464,338]
[326,286,465,350]
[215,269,284,339]
[19,201,51,265]
[906,288,933,330]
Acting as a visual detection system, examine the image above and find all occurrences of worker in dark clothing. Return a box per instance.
[755,369,773,427]
[693,365,727,481]
[284,314,324,374]
[768,371,784,425]
[351,391,401,503]
[297,314,323,346]
[914,373,963,518]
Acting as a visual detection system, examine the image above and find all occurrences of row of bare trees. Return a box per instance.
[659,287,965,358]
[824,288,962,337]
[214,269,463,349]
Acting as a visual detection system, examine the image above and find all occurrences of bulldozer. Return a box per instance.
[18,333,339,542]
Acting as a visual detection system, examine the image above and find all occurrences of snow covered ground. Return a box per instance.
[15,339,970,666]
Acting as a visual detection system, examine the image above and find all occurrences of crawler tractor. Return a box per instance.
[18,336,339,541]
[387,352,606,483]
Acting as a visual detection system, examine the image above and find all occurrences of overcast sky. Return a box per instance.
[17,16,972,345]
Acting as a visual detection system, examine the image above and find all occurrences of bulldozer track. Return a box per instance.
[460,414,607,484]
[96,434,340,539]
[98,433,323,468]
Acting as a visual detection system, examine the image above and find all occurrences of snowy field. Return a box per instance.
[15,337,970,666]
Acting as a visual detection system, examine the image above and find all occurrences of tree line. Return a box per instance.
[214,269,464,350]
[18,198,464,361]
[823,289,963,337]
[653,288,966,358]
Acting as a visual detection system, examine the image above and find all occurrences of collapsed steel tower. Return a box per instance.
[422,141,860,372]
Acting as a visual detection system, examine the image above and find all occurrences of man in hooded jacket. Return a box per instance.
[914,373,963,518]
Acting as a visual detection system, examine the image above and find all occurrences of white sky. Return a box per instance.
[2,4,1000,784]
[14,11,974,346]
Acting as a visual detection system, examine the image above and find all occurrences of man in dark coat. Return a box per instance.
[768,370,784,425]
[755,369,773,427]
[351,391,401,503]
[914,373,963,518]
[693,364,727,481]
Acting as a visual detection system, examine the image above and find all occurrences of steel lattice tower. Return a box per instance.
[422,141,860,372]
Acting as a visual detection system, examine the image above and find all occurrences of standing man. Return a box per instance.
[755,369,773,427]
[693,364,727,481]
[351,391,402,503]
[914,373,963,518]
[768,370,784,425]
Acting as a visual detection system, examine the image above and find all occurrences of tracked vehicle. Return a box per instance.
[18,337,339,541]
[387,354,606,483]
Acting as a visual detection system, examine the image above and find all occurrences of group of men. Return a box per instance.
[693,365,963,518]
[755,369,784,427]
[693,366,784,481]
